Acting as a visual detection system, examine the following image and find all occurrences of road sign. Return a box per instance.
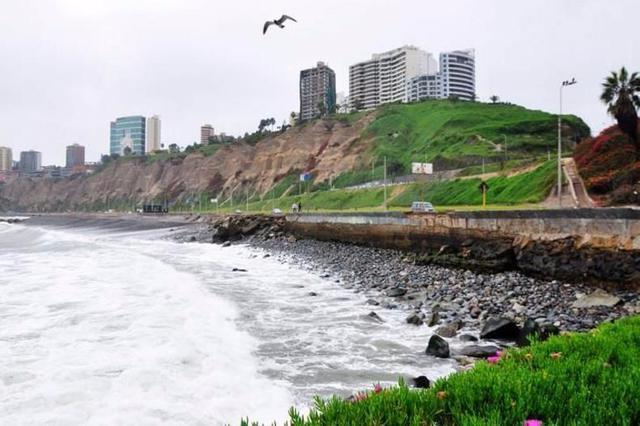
[411,162,433,174]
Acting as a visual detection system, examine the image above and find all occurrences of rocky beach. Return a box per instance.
[174,213,640,367]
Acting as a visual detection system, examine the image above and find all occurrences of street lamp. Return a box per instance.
[558,78,577,208]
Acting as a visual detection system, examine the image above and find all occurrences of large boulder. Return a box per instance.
[517,319,561,347]
[459,344,501,358]
[412,376,430,389]
[426,335,450,358]
[480,317,520,340]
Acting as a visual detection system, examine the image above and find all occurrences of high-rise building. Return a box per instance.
[407,74,441,102]
[439,49,476,101]
[201,124,215,145]
[146,115,161,153]
[299,62,336,121]
[19,150,42,173]
[349,46,436,110]
[0,147,12,171]
[110,116,146,155]
[66,144,85,168]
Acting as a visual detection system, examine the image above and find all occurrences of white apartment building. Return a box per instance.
[439,49,476,101]
[145,115,162,153]
[349,46,437,110]
[0,146,12,171]
[407,49,476,102]
[201,124,215,145]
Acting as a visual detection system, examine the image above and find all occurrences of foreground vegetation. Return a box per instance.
[243,315,640,425]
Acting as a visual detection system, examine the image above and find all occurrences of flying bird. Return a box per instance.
[263,15,297,34]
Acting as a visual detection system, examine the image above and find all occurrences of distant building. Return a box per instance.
[201,124,215,145]
[439,49,476,101]
[0,146,12,171]
[66,144,85,168]
[407,74,441,102]
[299,61,336,121]
[110,116,146,155]
[146,115,161,153]
[19,150,42,173]
[349,46,436,110]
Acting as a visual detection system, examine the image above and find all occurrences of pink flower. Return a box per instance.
[523,420,543,426]
[373,383,383,394]
[487,355,501,364]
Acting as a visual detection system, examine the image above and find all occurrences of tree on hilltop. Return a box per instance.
[490,95,500,104]
[601,67,640,153]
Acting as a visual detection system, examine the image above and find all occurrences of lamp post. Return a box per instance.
[558,78,577,208]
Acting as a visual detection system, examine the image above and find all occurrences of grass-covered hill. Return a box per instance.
[363,100,590,173]
[574,120,640,205]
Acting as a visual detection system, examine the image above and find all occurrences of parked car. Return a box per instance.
[411,201,435,213]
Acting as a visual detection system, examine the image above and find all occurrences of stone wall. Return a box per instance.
[285,209,640,289]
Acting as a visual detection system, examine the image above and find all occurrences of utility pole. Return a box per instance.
[503,134,508,161]
[558,78,577,208]
[383,156,387,211]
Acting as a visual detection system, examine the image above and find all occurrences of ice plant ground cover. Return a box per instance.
[242,315,640,425]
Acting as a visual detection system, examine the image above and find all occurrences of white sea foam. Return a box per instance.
[0,222,456,424]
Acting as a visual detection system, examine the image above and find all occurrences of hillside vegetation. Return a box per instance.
[363,100,589,172]
[574,120,640,205]
[1,100,588,212]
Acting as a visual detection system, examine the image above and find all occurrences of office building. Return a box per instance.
[0,147,12,171]
[146,115,161,153]
[201,124,215,145]
[110,116,146,155]
[299,62,336,121]
[439,49,476,101]
[19,150,42,173]
[66,144,85,168]
[349,46,436,110]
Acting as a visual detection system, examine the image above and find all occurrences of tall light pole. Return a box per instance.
[558,78,577,208]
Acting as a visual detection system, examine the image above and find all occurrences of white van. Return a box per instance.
[411,201,435,213]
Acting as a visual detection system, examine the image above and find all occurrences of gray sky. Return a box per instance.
[0,0,638,165]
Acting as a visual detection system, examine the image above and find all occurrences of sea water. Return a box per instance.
[0,220,455,424]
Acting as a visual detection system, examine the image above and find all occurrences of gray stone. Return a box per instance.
[572,289,621,308]
[426,335,450,358]
[459,344,501,358]
[459,334,478,342]
[406,313,424,326]
[435,321,462,338]
[386,288,407,297]
[480,317,520,340]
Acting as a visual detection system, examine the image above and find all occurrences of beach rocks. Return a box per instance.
[480,317,520,340]
[367,311,384,323]
[572,289,621,308]
[458,344,501,358]
[412,376,430,388]
[435,320,462,338]
[426,335,450,358]
[406,313,424,326]
[249,237,636,335]
[386,287,407,297]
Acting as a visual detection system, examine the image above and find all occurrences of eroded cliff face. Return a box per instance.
[0,114,375,211]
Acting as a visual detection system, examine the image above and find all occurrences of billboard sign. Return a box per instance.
[299,172,312,182]
[411,162,433,175]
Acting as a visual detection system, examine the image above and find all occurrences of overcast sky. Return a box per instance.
[0,0,638,165]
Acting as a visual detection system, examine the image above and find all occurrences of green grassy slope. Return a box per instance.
[365,100,589,171]
[243,315,640,425]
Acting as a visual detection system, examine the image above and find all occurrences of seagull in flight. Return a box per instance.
[263,15,297,34]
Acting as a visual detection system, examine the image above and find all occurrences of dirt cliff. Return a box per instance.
[0,114,375,211]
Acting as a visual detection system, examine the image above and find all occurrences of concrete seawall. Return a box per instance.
[285,209,640,288]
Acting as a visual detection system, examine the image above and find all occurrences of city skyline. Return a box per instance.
[0,0,638,165]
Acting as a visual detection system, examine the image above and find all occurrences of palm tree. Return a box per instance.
[490,95,499,104]
[601,67,640,147]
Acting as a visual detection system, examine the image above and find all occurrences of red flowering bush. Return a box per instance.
[574,120,640,204]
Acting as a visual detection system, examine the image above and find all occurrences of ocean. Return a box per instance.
[0,218,454,424]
